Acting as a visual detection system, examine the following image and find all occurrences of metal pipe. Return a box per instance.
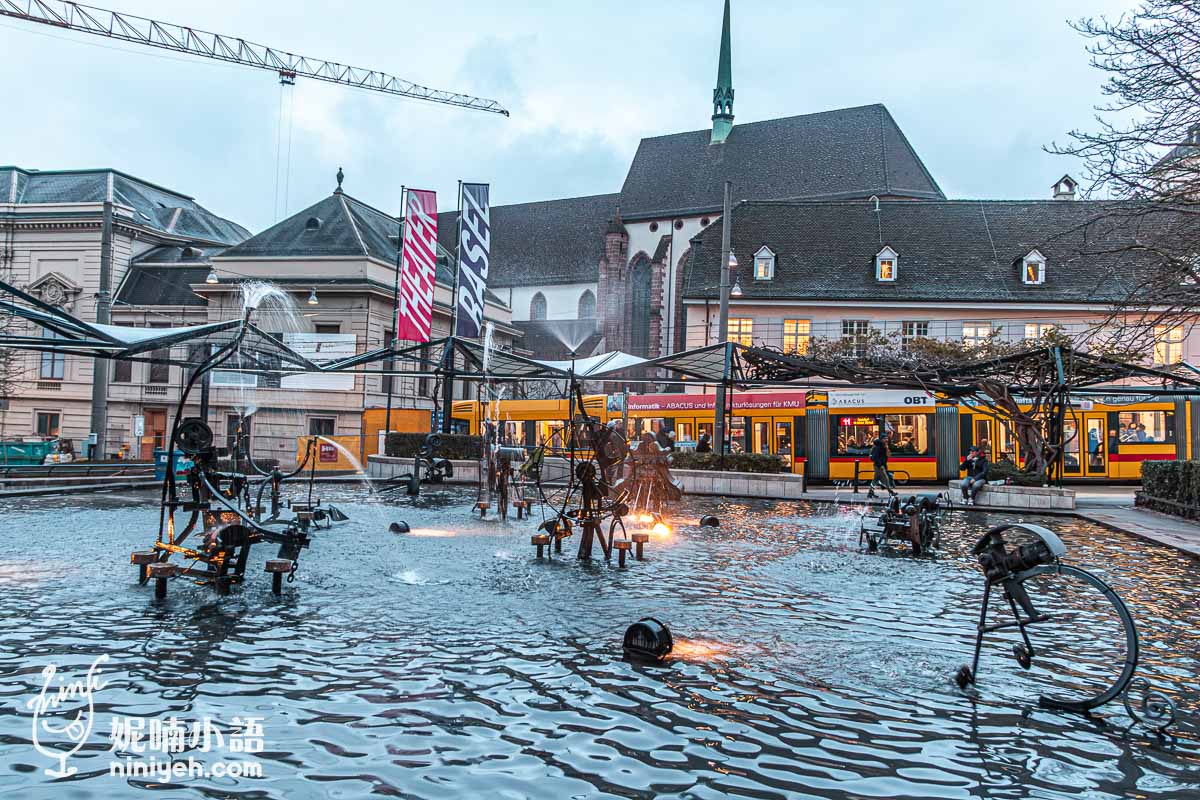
[88,199,113,459]
[713,181,733,455]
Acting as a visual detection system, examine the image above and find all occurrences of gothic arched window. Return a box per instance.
[629,257,652,357]
[530,292,548,321]
[578,289,596,319]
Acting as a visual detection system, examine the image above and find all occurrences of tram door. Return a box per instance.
[1083,413,1108,477]
[1061,414,1083,477]
[749,418,771,455]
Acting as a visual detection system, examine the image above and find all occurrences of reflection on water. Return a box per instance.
[0,489,1196,798]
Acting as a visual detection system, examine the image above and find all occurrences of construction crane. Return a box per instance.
[0,0,509,116]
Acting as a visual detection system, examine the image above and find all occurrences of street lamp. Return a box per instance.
[205,269,219,284]
[307,288,319,306]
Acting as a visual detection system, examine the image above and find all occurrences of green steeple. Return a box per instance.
[711,0,734,144]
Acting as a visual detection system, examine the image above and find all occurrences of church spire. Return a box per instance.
[711,0,734,144]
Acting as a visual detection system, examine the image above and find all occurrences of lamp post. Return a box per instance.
[712,181,735,456]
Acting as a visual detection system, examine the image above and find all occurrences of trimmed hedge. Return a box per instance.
[985,460,1044,487]
[670,451,785,474]
[385,432,482,460]
[1138,460,1200,519]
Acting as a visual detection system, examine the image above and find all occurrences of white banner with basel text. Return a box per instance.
[454,183,490,339]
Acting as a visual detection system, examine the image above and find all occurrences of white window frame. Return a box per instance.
[962,321,994,347]
[728,317,754,347]
[782,319,810,354]
[753,245,775,281]
[1021,249,1046,285]
[901,320,930,348]
[1025,321,1057,341]
[875,246,898,282]
[1155,324,1185,365]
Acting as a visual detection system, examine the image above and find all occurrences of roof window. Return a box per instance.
[305,216,323,231]
[1021,249,1046,285]
[754,246,775,281]
[875,246,898,282]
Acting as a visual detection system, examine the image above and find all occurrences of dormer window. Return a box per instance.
[875,246,897,282]
[1022,249,1046,285]
[754,246,775,280]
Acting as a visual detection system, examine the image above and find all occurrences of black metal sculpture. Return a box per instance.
[532,382,635,562]
[379,433,454,497]
[955,523,1176,732]
[128,317,344,599]
[860,493,948,556]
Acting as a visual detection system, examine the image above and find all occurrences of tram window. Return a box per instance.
[1117,411,1173,443]
[730,418,747,453]
[676,422,694,443]
[544,421,566,448]
[504,421,524,445]
[995,422,1017,463]
[775,422,792,456]
[836,416,878,456]
[698,422,714,443]
[883,414,931,455]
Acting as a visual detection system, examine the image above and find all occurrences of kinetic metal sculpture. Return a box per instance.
[379,433,454,497]
[860,493,948,556]
[955,523,1176,732]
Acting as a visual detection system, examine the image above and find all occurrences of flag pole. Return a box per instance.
[385,185,407,443]
[441,180,464,433]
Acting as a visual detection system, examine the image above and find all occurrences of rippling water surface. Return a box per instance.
[0,488,1196,799]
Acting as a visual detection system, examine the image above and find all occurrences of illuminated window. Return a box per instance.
[875,246,898,282]
[1021,249,1046,285]
[783,319,811,354]
[884,414,932,455]
[35,411,60,437]
[1024,322,1057,341]
[754,245,775,281]
[1118,410,1174,443]
[728,318,754,346]
[1154,324,1185,364]
[963,321,994,346]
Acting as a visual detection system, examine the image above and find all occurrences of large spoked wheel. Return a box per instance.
[998,563,1138,712]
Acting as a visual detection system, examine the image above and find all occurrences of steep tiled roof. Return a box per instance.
[683,199,1173,304]
[132,244,229,264]
[0,166,248,244]
[115,266,210,306]
[437,193,618,288]
[218,192,508,306]
[618,104,943,220]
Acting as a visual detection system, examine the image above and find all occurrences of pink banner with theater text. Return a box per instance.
[397,189,438,342]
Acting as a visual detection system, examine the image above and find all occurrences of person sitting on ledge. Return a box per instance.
[960,445,990,505]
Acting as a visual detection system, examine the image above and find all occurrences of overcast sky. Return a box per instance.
[1,0,1132,233]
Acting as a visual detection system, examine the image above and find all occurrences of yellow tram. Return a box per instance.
[449,390,1194,483]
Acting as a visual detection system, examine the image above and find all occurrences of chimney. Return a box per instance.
[1052,174,1077,201]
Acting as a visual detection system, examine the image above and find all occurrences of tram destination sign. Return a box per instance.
[627,392,806,413]
[828,389,935,408]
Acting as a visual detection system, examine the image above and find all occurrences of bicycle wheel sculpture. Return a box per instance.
[955,523,1176,730]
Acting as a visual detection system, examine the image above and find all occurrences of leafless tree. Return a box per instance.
[1049,0,1200,351]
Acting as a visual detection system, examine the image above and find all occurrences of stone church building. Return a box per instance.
[439,0,943,361]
